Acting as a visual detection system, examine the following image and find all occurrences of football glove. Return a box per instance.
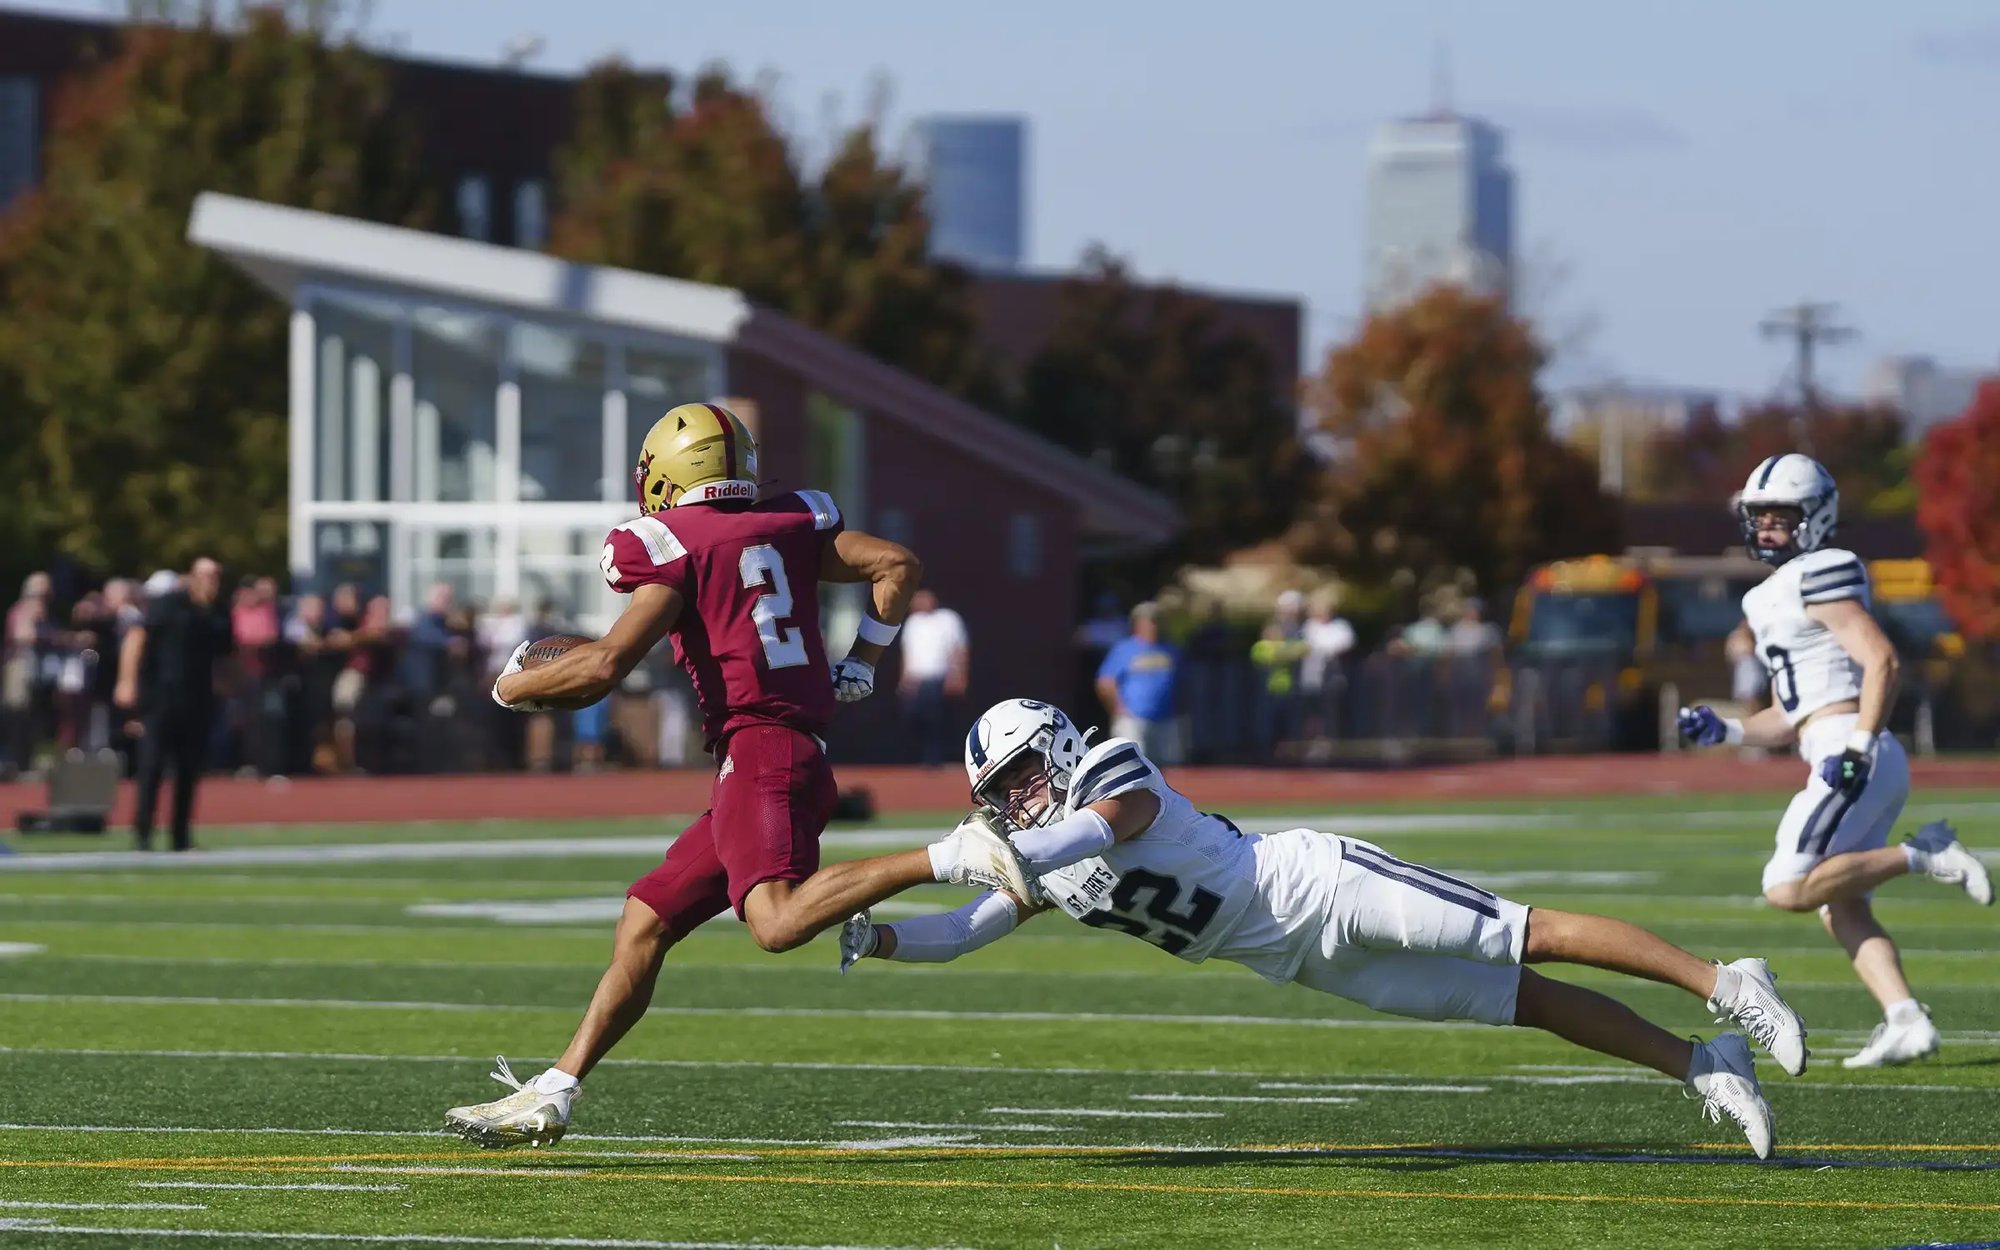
[831,657,876,703]
[491,640,553,713]
[839,910,879,973]
[1820,735,1875,797]
[928,809,1041,903]
[1678,705,1733,747]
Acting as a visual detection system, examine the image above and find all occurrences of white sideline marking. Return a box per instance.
[0,1124,973,1149]
[9,1047,1998,1093]
[0,812,1586,874]
[404,898,946,926]
[0,1201,206,1211]
[0,942,43,957]
[15,993,2000,1041]
[1129,1094,1358,1105]
[1254,1081,1490,1094]
[836,1121,1073,1133]
[131,1181,405,1192]
[983,1106,1223,1119]
[0,1222,958,1250]
[0,993,1496,1030]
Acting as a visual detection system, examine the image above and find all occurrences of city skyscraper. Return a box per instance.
[913,116,1026,271]
[1363,111,1514,310]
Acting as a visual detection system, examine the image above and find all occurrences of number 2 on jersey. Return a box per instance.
[740,544,808,670]
[1764,644,1800,713]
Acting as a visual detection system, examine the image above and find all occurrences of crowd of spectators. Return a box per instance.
[0,569,701,781]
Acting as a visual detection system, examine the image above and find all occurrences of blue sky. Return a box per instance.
[32,0,2000,395]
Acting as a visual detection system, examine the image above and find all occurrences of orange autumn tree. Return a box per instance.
[1294,286,1618,593]
[1915,378,2000,637]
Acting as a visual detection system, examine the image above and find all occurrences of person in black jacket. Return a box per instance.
[115,558,230,851]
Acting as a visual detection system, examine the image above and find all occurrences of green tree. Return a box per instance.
[549,63,995,403]
[1011,248,1309,568]
[0,0,426,577]
[1293,285,1619,592]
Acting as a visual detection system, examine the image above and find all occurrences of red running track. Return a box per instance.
[3,755,1999,829]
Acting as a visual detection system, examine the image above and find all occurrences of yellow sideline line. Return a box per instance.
[20,1158,2000,1214]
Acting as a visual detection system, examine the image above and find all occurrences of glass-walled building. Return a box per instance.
[190,193,1176,749]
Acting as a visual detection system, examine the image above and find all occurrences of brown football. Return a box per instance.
[519,633,594,669]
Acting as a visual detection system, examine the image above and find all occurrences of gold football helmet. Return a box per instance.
[634,402,760,514]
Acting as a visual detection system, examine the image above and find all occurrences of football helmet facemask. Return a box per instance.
[634,402,760,514]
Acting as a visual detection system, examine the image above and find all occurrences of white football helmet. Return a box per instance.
[1737,453,1839,566]
[964,699,1086,829]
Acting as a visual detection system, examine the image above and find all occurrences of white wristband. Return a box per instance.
[1723,718,1745,746]
[1846,729,1877,756]
[855,615,900,647]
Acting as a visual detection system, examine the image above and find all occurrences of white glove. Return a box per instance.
[839,910,879,973]
[491,640,552,713]
[831,656,876,703]
[927,809,1041,904]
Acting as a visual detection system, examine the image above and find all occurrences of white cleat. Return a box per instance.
[1842,1009,1942,1069]
[839,909,879,973]
[937,810,1042,903]
[444,1056,577,1149]
[1906,820,1993,906]
[1686,1033,1775,1160]
[1708,957,1809,1076]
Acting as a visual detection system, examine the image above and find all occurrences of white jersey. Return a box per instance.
[1034,738,1329,969]
[1741,547,1870,728]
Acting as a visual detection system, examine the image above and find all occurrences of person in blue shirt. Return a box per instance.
[1094,601,1182,764]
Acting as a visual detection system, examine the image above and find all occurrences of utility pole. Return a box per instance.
[1760,301,1856,451]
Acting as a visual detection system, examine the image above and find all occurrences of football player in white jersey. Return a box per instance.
[840,698,1815,1158]
[1679,453,1991,1069]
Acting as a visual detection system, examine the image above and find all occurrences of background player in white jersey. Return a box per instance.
[842,699,1813,1158]
[1680,453,1991,1069]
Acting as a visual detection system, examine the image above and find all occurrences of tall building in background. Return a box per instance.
[1863,354,1991,442]
[1364,112,1513,310]
[914,116,1026,271]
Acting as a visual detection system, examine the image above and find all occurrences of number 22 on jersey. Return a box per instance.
[740,543,807,670]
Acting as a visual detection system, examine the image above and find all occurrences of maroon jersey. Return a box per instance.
[602,489,844,749]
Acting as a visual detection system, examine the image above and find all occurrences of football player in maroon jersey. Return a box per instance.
[445,402,1032,1148]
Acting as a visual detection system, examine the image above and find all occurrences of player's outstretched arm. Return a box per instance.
[846,889,1044,968]
[496,583,681,710]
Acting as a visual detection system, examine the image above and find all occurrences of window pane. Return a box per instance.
[519,528,620,626]
[0,77,37,209]
[456,173,491,241]
[313,293,397,502]
[1008,513,1041,579]
[624,345,714,488]
[408,525,498,609]
[514,179,548,249]
[411,307,501,502]
[312,520,389,598]
[514,322,607,502]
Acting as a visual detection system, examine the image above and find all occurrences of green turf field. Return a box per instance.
[1,792,1997,1249]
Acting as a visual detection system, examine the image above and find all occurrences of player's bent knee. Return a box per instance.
[1762,883,1815,913]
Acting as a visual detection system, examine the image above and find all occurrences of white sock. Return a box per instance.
[531,1068,580,1095]
[1885,998,1925,1026]
[927,839,956,882]
[1708,963,1741,1007]
[1903,843,1933,873]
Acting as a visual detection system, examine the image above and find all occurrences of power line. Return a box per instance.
[1759,300,1856,451]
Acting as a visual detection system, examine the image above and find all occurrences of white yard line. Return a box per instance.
[982,1106,1223,1119]
[0,1223,960,1250]
[130,1181,404,1192]
[834,1121,1073,1133]
[1127,1094,1358,1105]
[0,1201,206,1211]
[0,942,43,956]
[1251,1082,1490,1093]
